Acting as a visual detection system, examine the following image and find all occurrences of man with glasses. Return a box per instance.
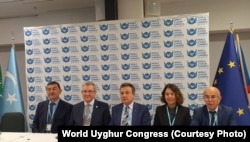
[190,86,237,126]
[69,81,111,126]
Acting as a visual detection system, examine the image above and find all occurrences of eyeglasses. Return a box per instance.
[204,95,217,100]
[81,90,95,93]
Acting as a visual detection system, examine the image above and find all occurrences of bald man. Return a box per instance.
[190,86,237,126]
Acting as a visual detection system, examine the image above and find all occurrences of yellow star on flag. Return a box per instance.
[237,108,244,116]
[218,67,223,74]
[213,79,218,85]
[228,61,235,68]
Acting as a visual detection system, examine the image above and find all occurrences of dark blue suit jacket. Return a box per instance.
[153,105,191,126]
[32,99,72,133]
[190,104,237,126]
[110,102,151,126]
[69,100,111,126]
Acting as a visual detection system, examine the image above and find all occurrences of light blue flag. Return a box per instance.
[0,46,25,122]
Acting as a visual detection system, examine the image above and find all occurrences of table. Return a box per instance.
[0,132,57,142]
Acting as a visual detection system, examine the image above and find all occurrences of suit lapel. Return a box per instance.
[52,100,61,123]
[117,104,123,125]
[161,106,169,125]
[217,105,222,126]
[132,103,137,125]
[91,100,98,125]
[43,101,50,124]
[78,102,84,124]
[203,106,210,125]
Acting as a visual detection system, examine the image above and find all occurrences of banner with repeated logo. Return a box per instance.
[24,13,209,130]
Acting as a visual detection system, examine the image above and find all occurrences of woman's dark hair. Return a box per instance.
[160,83,184,105]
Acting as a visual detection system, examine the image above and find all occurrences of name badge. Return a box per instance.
[46,124,52,132]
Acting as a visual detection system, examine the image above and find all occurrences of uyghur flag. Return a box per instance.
[0,46,25,122]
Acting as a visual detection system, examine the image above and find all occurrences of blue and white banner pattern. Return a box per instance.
[24,13,209,129]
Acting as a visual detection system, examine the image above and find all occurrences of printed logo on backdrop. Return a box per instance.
[28,96,35,102]
[187,50,197,57]
[120,23,129,30]
[64,94,72,101]
[188,93,198,100]
[164,19,173,26]
[164,41,173,48]
[29,104,36,111]
[102,94,111,101]
[24,30,32,36]
[188,104,199,111]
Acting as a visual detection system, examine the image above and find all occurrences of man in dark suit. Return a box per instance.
[69,81,111,126]
[190,86,237,126]
[32,81,72,133]
[110,82,151,126]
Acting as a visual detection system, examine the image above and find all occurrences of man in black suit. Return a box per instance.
[32,81,72,133]
[190,86,237,126]
[69,81,111,126]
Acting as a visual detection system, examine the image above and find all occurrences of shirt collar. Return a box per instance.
[207,106,218,112]
[49,99,60,105]
[123,102,134,109]
[84,99,94,106]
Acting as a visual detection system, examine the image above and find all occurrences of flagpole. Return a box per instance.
[11,32,15,49]
[235,34,250,107]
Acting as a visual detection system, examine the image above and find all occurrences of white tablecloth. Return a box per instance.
[0,132,57,142]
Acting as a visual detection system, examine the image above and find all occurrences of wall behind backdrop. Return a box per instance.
[0,0,250,129]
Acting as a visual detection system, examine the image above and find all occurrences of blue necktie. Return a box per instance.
[48,103,55,124]
[209,111,216,126]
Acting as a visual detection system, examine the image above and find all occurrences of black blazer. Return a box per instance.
[32,99,72,133]
[153,105,191,126]
[69,100,111,126]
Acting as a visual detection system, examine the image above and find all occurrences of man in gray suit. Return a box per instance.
[69,81,111,126]
[190,86,237,126]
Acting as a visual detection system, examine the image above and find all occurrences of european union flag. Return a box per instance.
[213,31,250,125]
[0,46,25,122]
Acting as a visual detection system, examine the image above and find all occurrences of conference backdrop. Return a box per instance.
[24,12,209,129]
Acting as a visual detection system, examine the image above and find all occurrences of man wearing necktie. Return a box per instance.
[190,86,237,126]
[69,81,111,126]
[110,82,151,126]
[32,81,72,133]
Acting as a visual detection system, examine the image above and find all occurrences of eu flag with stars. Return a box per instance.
[0,46,25,122]
[213,31,250,125]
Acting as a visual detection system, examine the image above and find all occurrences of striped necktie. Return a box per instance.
[121,106,129,126]
[83,104,91,126]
